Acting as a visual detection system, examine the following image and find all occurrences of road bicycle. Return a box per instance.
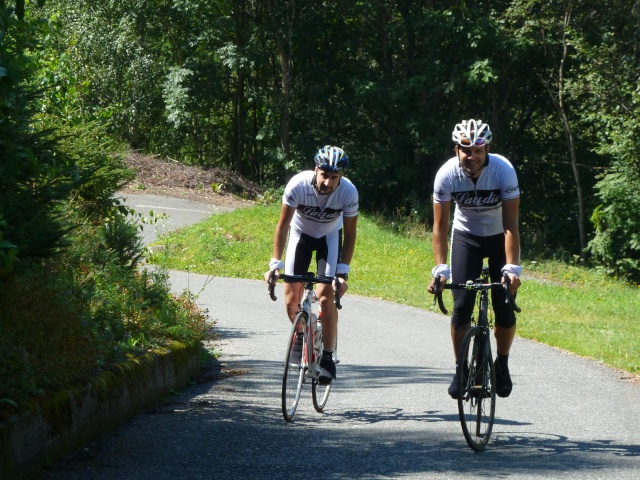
[433,266,521,451]
[269,272,341,422]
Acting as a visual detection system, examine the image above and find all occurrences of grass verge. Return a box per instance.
[150,203,640,375]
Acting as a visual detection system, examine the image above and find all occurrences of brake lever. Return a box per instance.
[268,270,278,301]
[333,276,342,310]
[432,277,448,315]
[502,273,521,313]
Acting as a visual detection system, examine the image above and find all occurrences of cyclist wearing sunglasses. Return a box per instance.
[265,145,359,385]
[428,119,522,400]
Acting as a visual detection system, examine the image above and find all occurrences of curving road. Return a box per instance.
[43,194,640,480]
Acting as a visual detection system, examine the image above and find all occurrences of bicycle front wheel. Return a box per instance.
[457,326,496,451]
[282,311,307,422]
[312,331,333,412]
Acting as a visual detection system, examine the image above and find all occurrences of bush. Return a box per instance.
[0,266,96,406]
[0,2,213,417]
[587,164,640,283]
[0,204,213,413]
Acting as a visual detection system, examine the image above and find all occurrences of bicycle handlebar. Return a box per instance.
[268,270,278,301]
[268,271,342,309]
[432,273,521,315]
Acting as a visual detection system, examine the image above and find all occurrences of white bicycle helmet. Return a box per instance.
[314,145,349,172]
[452,119,492,147]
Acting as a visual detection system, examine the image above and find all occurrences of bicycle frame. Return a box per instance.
[299,280,320,379]
[269,272,341,421]
[433,266,521,450]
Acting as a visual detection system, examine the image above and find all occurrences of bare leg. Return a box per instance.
[494,325,516,356]
[316,282,337,351]
[283,282,303,323]
[451,323,470,362]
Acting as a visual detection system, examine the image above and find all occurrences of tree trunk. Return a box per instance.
[550,1,587,259]
[232,0,247,173]
[267,0,294,162]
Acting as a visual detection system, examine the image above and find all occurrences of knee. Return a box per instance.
[450,317,471,330]
[495,311,516,329]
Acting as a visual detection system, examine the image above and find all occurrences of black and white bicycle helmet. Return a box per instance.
[314,145,349,173]
[452,119,492,147]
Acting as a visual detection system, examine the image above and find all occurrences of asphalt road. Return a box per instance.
[42,194,640,480]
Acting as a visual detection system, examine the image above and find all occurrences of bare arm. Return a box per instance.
[272,204,296,261]
[331,214,358,297]
[432,201,451,266]
[340,215,358,266]
[264,204,296,284]
[501,197,521,293]
[502,198,520,266]
[429,201,451,293]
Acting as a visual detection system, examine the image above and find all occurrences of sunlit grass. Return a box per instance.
[150,204,640,374]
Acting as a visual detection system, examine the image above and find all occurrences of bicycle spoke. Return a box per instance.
[282,312,307,422]
[458,328,496,451]
[312,330,332,412]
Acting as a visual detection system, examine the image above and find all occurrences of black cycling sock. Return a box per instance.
[322,350,333,358]
[497,353,509,365]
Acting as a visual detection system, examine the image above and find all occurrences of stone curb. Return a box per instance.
[0,341,200,480]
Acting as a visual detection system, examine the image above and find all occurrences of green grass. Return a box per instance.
[150,204,640,375]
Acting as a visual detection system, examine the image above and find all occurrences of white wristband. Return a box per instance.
[432,264,451,280]
[501,264,523,278]
[336,263,351,275]
[269,258,284,270]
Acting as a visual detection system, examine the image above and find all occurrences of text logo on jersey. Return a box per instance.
[453,189,501,208]
[297,204,342,223]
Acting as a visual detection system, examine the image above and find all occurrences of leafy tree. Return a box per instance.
[1,2,77,273]
[1,1,133,275]
[588,163,640,283]
[585,33,640,281]
[29,0,640,277]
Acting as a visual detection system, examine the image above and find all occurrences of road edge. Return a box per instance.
[0,341,200,480]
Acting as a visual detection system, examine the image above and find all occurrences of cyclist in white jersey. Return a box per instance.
[265,146,358,385]
[428,119,522,399]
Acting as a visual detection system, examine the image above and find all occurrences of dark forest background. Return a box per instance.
[2,0,640,282]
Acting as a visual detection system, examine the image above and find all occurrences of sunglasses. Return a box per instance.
[318,164,346,173]
[459,137,487,147]
[460,137,487,147]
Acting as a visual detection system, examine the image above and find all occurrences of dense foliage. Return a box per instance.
[27,0,639,282]
[0,1,211,410]
[1,0,638,409]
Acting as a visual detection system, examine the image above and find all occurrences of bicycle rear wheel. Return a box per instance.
[457,326,496,451]
[312,331,332,412]
[282,311,307,422]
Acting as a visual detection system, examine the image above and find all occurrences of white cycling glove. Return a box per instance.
[269,258,284,271]
[336,263,351,275]
[431,264,451,280]
[501,263,523,278]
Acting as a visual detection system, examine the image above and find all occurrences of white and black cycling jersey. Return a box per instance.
[283,170,359,239]
[433,153,520,237]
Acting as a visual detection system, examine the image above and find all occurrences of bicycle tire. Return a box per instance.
[312,329,332,412]
[282,311,307,422]
[457,326,496,451]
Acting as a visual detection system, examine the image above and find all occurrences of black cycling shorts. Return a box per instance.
[284,229,343,282]
[449,229,516,329]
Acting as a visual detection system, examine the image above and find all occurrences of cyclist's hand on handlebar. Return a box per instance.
[333,276,348,298]
[502,273,521,295]
[428,276,446,295]
[429,264,450,294]
[264,269,280,284]
[266,269,280,301]
[266,258,284,284]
